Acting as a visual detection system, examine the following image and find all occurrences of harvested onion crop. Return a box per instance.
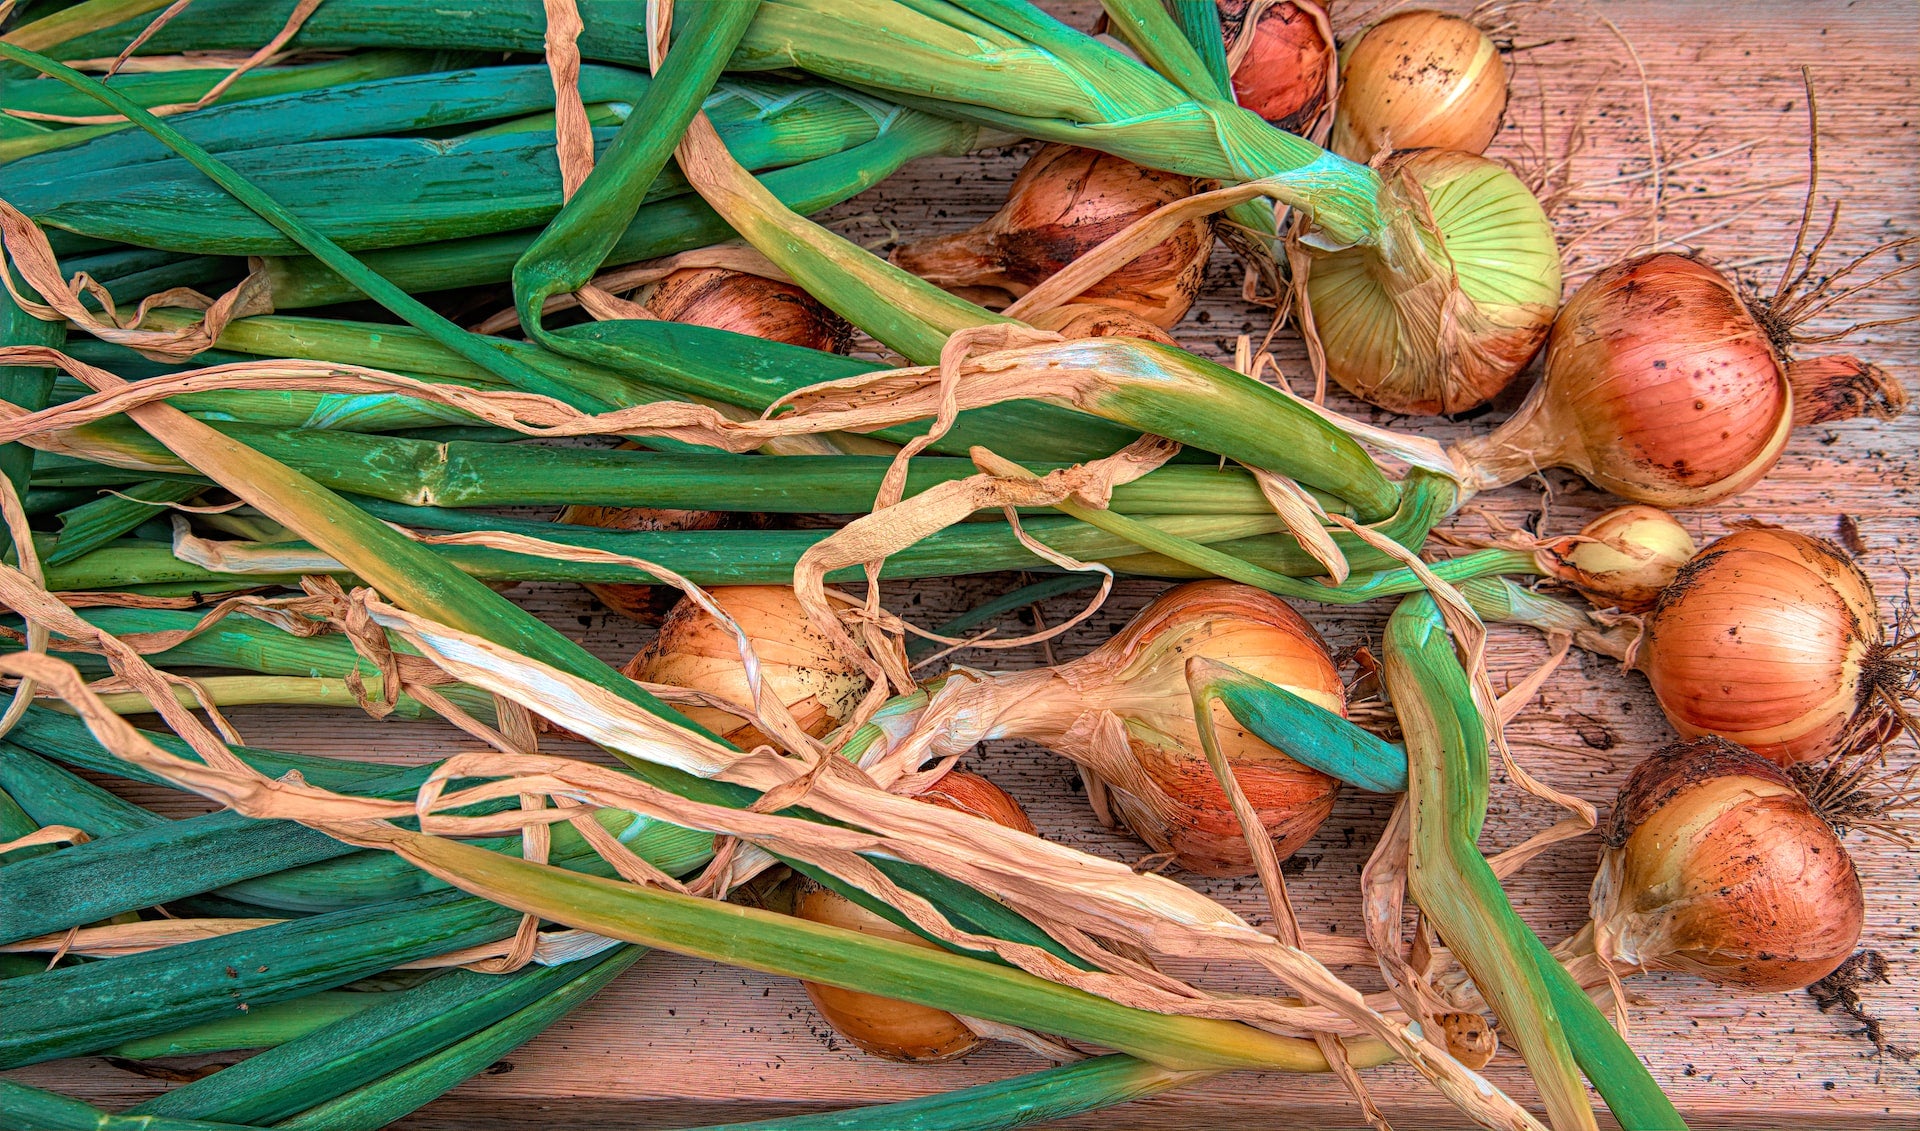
[1537,505,1696,614]
[1218,0,1335,134]
[1330,9,1508,162]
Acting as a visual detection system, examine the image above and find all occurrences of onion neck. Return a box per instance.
[1447,383,1574,500]
[891,228,1014,291]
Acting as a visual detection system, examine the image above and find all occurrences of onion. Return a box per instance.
[1330,9,1508,162]
[625,585,872,750]
[645,266,853,354]
[1217,0,1335,134]
[1304,148,1560,415]
[1635,526,1894,766]
[1537,505,1696,613]
[1451,253,1907,505]
[889,143,1214,329]
[1025,302,1178,345]
[1588,736,1863,991]
[980,580,1342,877]
[794,771,1035,1062]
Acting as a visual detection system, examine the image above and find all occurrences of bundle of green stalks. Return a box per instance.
[0,1,1716,1128]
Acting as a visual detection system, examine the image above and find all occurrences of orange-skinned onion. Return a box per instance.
[646,266,853,354]
[1453,254,1794,505]
[1305,149,1560,415]
[1537,505,1696,614]
[1590,737,1863,991]
[1331,9,1508,161]
[1635,526,1892,766]
[889,143,1214,329]
[624,586,871,750]
[794,772,1036,1062]
[1218,0,1335,134]
[982,581,1342,877]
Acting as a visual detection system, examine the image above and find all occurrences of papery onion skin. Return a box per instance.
[1539,505,1696,613]
[1218,0,1335,134]
[1454,253,1792,505]
[1331,10,1508,162]
[1026,301,1178,345]
[1306,149,1560,415]
[890,143,1214,329]
[992,581,1342,877]
[1637,526,1884,766]
[1785,354,1910,427]
[646,266,854,354]
[1591,737,1863,992]
[626,585,871,750]
[795,772,1033,1062]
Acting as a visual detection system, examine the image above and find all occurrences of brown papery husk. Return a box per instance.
[1330,9,1508,162]
[1784,354,1909,427]
[1452,253,1793,506]
[1636,525,1890,766]
[1219,0,1335,134]
[971,581,1342,877]
[625,585,871,751]
[1589,736,1864,992]
[1535,504,1696,614]
[794,770,1035,1063]
[1305,149,1560,416]
[1025,302,1178,345]
[646,266,855,355]
[889,144,1214,329]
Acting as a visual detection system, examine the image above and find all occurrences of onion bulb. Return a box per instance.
[1588,736,1863,991]
[976,581,1342,877]
[890,144,1214,329]
[1635,526,1894,766]
[645,266,853,354]
[1217,0,1335,134]
[1331,10,1508,162]
[1305,149,1560,415]
[1537,505,1696,613]
[795,771,1035,1062]
[625,585,871,750]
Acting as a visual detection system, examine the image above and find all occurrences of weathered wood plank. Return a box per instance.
[8,0,1916,1126]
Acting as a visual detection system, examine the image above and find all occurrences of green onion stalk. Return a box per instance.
[1383,595,1687,1130]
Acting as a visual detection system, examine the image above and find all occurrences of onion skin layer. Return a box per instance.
[1218,0,1334,134]
[889,143,1213,329]
[626,585,871,751]
[794,772,1033,1063]
[1305,149,1560,415]
[1454,253,1793,505]
[1331,10,1508,162]
[1637,527,1882,766]
[1591,737,1863,992]
[990,581,1342,877]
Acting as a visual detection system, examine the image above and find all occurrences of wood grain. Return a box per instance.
[8,0,1917,1127]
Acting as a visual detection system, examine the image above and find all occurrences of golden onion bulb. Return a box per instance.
[1305,149,1560,415]
[1636,526,1889,765]
[890,143,1213,329]
[1331,10,1508,161]
[984,581,1342,877]
[1538,505,1696,613]
[625,585,871,750]
[1590,737,1863,991]
[794,772,1035,1062]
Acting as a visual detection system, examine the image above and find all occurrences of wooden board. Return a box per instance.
[7,0,1918,1126]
